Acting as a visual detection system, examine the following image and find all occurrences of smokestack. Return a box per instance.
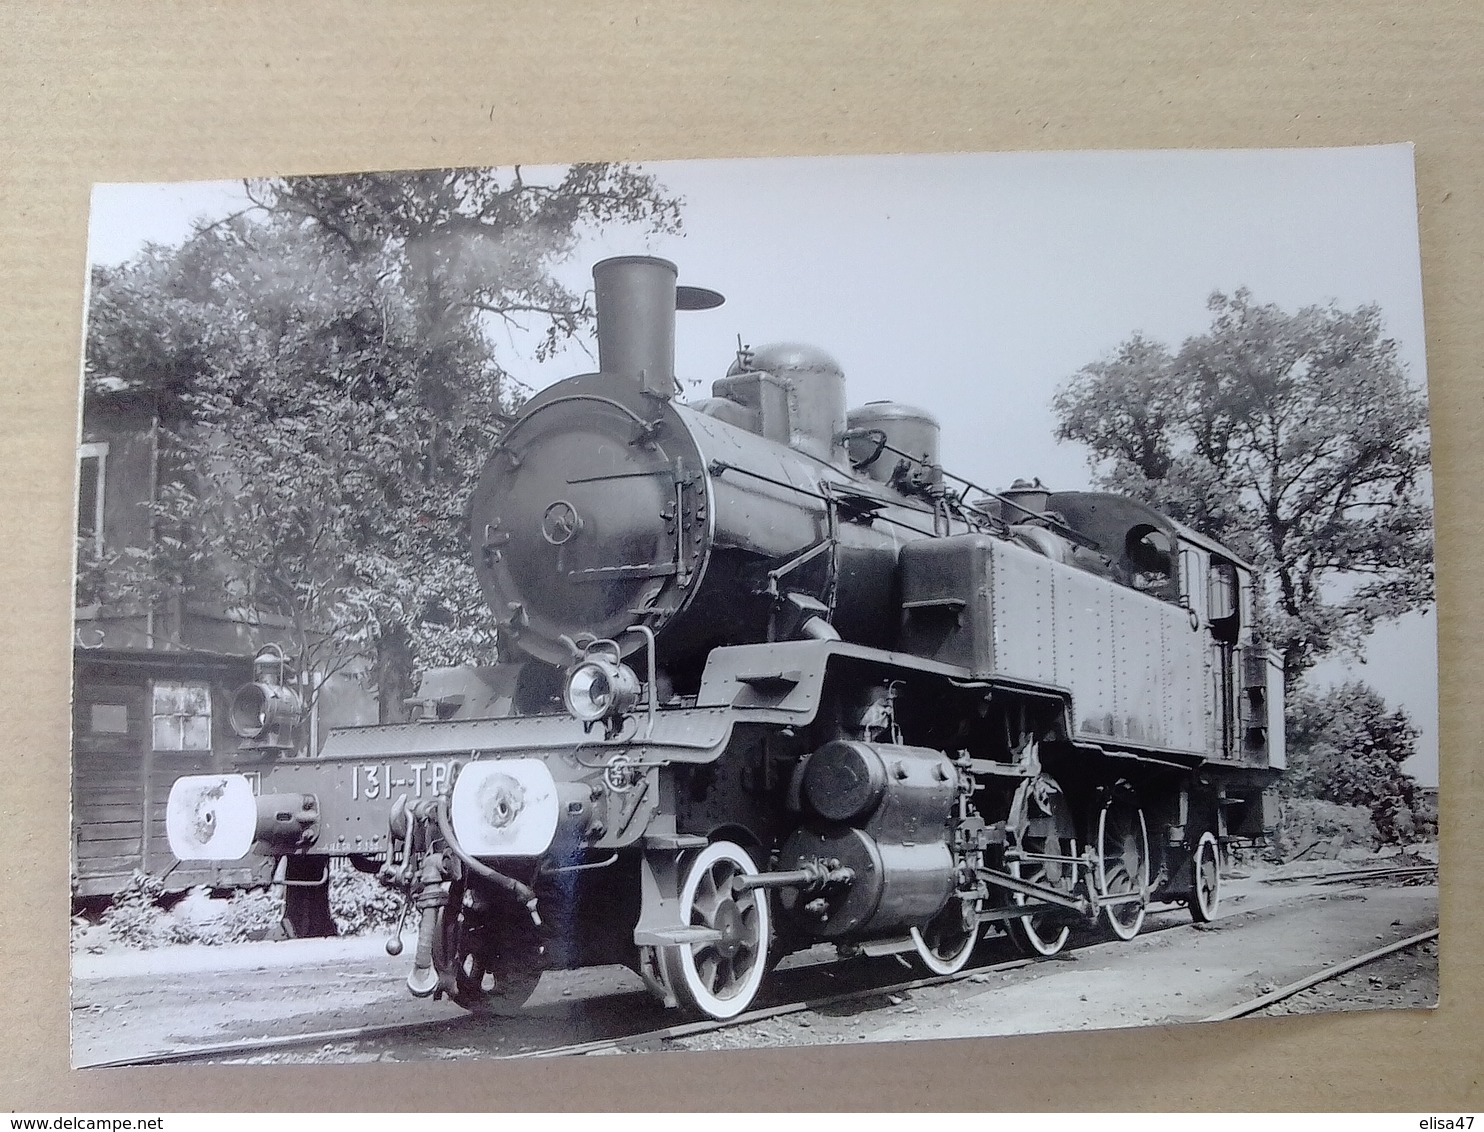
[593,256,677,399]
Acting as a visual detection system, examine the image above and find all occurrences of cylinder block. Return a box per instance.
[801,740,888,822]
[777,824,953,939]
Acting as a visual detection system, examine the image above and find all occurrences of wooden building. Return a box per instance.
[71,391,377,898]
[72,648,265,897]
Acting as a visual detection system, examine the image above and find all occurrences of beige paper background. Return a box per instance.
[2,1,1478,1111]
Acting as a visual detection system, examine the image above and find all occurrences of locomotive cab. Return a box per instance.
[1174,525,1286,775]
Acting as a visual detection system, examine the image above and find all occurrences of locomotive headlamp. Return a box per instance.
[563,645,641,727]
[229,682,304,739]
[229,646,303,748]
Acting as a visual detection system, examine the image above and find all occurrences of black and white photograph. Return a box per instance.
[69,146,1438,1069]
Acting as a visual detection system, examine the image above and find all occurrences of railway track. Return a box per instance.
[1263,863,1438,887]
[1202,927,1439,1022]
[506,954,1040,1059]
[83,944,1040,1069]
[521,916,1441,1059]
[80,918,1190,1068]
[83,875,1437,1068]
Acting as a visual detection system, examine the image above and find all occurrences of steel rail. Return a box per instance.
[1262,864,1438,887]
[1313,865,1437,886]
[79,1013,475,1070]
[503,956,1043,1059]
[1200,927,1439,1023]
[504,908,1258,1060]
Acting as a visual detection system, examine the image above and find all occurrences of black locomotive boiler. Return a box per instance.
[167,256,1283,1019]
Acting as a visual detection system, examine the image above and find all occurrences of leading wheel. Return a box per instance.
[1189,831,1221,923]
[1096,794,1150,941]
[435,879,545,1015]
[910,897,978,975]
[657,841,771,1020]
[1003,774,1077,958]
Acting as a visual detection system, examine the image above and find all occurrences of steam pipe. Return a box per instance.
[621,623,658,738]
[434,791,542,927]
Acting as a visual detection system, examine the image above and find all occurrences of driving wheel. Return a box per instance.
[1097,792,1150,941]
[911,895,979,975]
[1003,774,1078,957]
[656,840,771,1020]
[1188,830,1222,923]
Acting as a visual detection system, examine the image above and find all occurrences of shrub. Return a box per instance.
[1273,797,1380,861]
[1285,682,1421,843]
[328,867,404,936]
[77,866,403,951]
[212,886,284,942]
[95,871,191,949]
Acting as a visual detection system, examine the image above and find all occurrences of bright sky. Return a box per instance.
[87,145,1438,784]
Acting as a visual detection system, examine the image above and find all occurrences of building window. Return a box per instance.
[77,441,109,557]
[89,703,130,735]
[151,680,212,751]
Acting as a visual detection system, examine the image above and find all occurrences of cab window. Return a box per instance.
[1207,561,1240,641]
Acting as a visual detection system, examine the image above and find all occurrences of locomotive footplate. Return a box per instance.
[167,704,741,865]
[167,748,645,865]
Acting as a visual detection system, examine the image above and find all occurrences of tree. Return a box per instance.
[1283,681,1419,842]
[1054,290,1432,688]
[85,164,684,723]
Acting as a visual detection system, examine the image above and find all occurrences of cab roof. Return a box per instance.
[1169,518,1256,573]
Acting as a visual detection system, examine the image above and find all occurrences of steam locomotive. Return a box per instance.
[167,256,1283,1020]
